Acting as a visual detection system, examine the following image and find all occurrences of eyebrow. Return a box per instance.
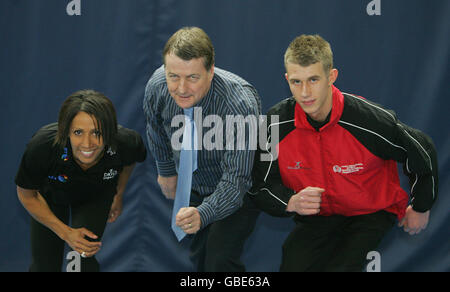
[168,73,200,78]
[290,75,321,81]
[71,127,100,132]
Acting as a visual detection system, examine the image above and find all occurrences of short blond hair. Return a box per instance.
[284,34,333,73]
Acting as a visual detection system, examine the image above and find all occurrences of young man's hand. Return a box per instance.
[399,205,429,235]
[286,186,324,215]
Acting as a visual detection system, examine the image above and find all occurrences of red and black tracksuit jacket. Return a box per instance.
[249,86,438,220]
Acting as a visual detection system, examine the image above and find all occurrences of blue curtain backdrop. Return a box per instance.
[0,0,449,272]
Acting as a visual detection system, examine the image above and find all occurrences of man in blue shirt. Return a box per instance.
[143,27,261,271]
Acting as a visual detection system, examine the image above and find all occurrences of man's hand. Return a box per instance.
[176,207,201,234]
[398,205,430,235]
[157,175,178,199]
[286,186,324,215]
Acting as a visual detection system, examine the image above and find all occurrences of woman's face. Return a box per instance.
[69,111,105,170]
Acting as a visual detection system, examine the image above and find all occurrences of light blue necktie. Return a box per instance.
[171,108,198,241]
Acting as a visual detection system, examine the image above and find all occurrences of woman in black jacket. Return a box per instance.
[15,90,146,271]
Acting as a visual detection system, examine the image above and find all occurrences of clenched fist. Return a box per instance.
[286,186,324,216]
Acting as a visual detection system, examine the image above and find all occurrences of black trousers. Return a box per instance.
[280,211,396,272]
[189,193,260,272]
[29,193,114,272]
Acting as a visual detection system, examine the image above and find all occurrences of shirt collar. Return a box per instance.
[294,85,344,131]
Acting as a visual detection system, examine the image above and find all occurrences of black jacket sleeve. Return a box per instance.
[15,124,56,190]
[340,94,438,213]
[248,101,296,217]
[396,122,438,212]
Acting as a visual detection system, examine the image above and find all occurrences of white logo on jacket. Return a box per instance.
[103,169,118,180]
[333,163,364,174]
[107,147,116,156]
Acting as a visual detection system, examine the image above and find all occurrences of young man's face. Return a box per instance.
[285,62,338,122]
[164,53,214,109]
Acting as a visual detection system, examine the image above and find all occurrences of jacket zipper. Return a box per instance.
[317,129,333,215]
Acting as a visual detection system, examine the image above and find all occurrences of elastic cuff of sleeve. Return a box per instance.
[411,204,431,213]
[197,203,215,229]
[156,160,177,177]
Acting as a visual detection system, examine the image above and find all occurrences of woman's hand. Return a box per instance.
[63,227,102,258]
[107,194,123,223]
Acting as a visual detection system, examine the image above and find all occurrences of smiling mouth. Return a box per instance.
[80,150,95,158]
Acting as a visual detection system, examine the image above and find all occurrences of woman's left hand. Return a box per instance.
[108,194,123,223]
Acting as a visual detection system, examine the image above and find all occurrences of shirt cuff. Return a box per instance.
[197,202,215,229]
[156,160,177,177]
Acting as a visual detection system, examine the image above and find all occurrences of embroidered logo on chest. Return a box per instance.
[287,161,311,170]
[48,174,69,183]
[61,147,69,161]
[333,163,364,174]
[103,169,118,180]
[107,147,116,156]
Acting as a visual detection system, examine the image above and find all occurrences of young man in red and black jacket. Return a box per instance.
[249,34,438,272]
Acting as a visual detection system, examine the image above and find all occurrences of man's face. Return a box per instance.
[164,53,214,109]
[285,62,338,122]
